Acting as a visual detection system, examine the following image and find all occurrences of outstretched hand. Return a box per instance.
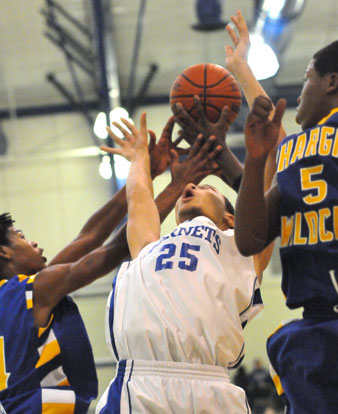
[225,10,250,74]
[172,95,231,149]
[148,116,185,179]
[100,112,148,161]
[245,96,286,160]
[170,134,222,187]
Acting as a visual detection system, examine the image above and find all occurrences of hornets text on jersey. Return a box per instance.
[97,216,263,414]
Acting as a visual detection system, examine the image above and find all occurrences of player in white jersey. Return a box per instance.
[95,105,276,413]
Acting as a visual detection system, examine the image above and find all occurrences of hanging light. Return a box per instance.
[248,0,306,79]
[114,156,130,180]
[99,155,113,180]
[93,112,108,139]
[248,34,279,80]
[109,107,134,138]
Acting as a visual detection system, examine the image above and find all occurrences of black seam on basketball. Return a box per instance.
[189,102,237,112]
[206,73,232,88]
[203,103,221,112]
[180,73,206,88]
[171,94,241,100]
[180,71,236,89]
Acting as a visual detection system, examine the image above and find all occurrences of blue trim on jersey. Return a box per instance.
[245,396,251,413]
[239,277,260,316]
[252,286,263,306]
[126,360,134,414]
[99,360,127,414]
[228,343,245,369]
[109,274,120,361]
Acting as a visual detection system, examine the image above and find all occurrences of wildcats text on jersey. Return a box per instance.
[281,206,338,247]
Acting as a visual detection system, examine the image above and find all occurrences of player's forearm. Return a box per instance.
[49,185,127,266]
[155,180,186,223]
[34,230,130,327]
[235,156,270,255]
[232,63,286,192]
[79,185,127,238]
[218,146,243,192]
[232,62,269,109]
[127,153,160,258]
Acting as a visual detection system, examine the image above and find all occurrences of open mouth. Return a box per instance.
[39,248,47,262]
[182,189,194,201]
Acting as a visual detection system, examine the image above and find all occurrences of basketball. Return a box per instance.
[170,63,242,123]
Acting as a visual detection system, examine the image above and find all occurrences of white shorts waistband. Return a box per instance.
[118,359,230,382]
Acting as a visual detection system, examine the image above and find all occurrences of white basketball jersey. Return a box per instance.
[105,216,263,369]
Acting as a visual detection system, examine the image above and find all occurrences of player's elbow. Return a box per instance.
[236,242,255,257]
[235,234,265,257]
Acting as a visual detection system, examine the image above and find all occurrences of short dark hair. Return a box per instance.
[0,213,14,245]
[313,40,338,76]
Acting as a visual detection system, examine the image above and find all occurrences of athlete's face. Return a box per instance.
[175,183,231,229]
[1,227,47,275]
[296,59,331,130]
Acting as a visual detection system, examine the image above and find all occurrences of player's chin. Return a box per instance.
[38,258,48,270]
[295,113,302,125]
[178,205,203,221]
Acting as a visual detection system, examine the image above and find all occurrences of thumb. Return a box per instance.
[272,98,287,127]
[170,148,179,165]
[148,130,156,149]
[225,45,234,57]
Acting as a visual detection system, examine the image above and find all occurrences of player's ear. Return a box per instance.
[327,72,338,93]
[0,245,12,261]
[223,212,234,230]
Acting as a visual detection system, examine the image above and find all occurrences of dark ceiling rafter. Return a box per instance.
[41,0,99,117]
[0,0,304,123]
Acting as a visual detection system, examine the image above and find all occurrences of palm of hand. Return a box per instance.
[148,116,176,178]
[245,119,279,160]
[173,97,230,148]
[149,138,171,177]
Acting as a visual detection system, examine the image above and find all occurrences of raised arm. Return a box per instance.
[172,99,243,191]
[155,134,222,221]
[33,225,130,327]
[235,96,286,257]
[226,10,270,109]
[101,112,160,259]
[49,185,127,266]
[226,9,287,191]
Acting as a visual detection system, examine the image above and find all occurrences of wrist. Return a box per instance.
[244,154,268,170]
[168,178,186,193]
[232,60,252,79]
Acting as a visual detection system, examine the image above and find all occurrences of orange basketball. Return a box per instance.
[170,63,242,123]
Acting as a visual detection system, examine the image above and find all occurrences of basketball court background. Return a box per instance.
[0,1,336,411]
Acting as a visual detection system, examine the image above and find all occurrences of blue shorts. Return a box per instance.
[267,317,338,414]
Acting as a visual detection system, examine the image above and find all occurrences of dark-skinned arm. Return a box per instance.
[172,98,243,191]
[49,185,127,266]
[49,116,180,266]
[235,96,286,256]
[33,225,129,327]
[94,134,222,268]
[155,134,221,222]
